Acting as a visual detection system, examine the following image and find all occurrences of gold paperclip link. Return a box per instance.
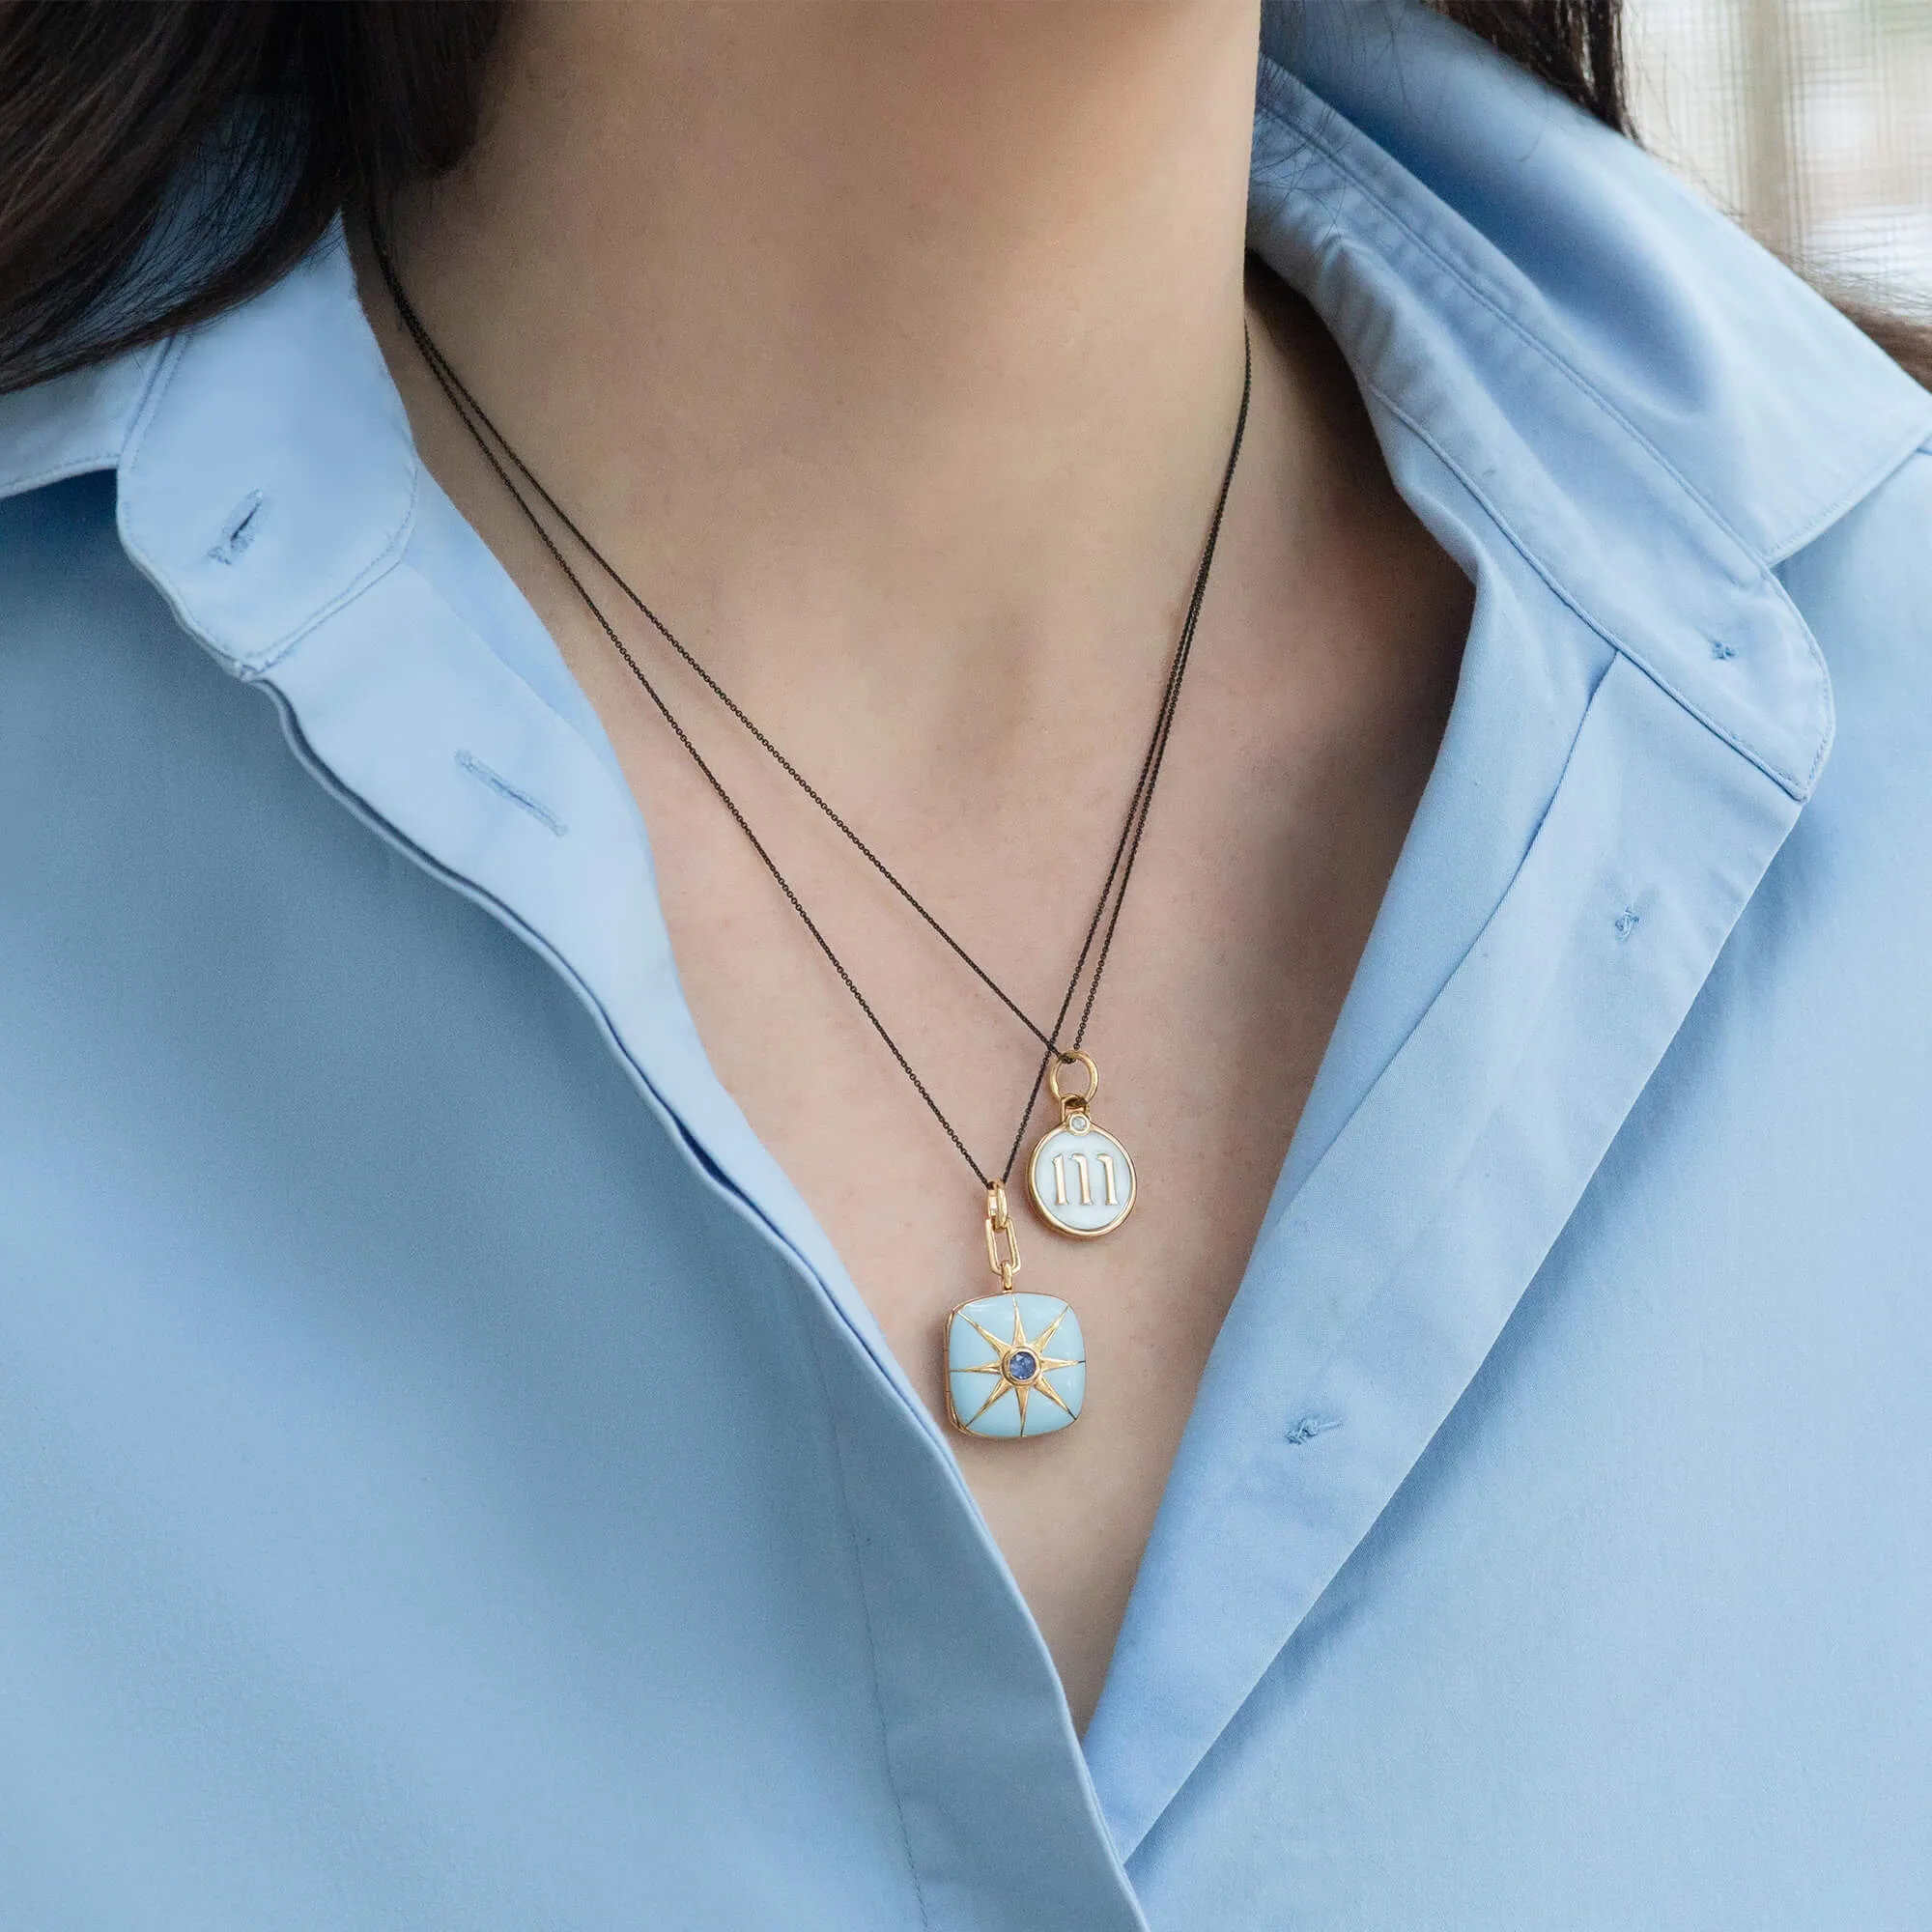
[983,1182,1022,1290]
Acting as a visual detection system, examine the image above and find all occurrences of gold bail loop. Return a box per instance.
[984,1181,1022,1292]
[1047,1049,1100,1126]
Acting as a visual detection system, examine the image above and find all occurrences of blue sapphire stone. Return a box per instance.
[1005,1350,1038,1383]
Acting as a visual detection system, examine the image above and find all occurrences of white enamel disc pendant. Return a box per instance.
[1026,1050,1135,1239]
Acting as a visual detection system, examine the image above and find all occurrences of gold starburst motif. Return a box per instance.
[944,1292,1086,1439]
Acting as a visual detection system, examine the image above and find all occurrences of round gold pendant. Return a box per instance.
[1026,1051,1136,1239]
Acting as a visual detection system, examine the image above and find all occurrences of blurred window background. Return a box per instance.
[1628,0,1932,310]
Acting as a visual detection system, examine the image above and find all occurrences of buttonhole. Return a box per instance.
[455,750,569,837]
[208,489,265,565]
[1285,1413,1342,1446]
[1613,905,1641,942]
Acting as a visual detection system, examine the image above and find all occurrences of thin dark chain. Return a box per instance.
[379,248,1053,1049]
[376,243,1248,1061]
[1070,371,1241,1054]
[387,308,991,1179]
[992,339,1251,1180]
[377,242,1249,1187]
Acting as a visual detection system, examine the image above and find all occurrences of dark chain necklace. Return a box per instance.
[376,242,1251,1441]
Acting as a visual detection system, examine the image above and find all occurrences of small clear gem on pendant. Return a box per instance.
[1005,1350,1038,1382]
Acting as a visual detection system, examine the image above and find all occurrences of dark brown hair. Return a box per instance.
[0,0,1924,394]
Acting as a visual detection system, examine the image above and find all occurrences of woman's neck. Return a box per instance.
[379,1,1264,739]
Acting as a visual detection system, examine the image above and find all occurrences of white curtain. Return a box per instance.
[1628,0,1932,306]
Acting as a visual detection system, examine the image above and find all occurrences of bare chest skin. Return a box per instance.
[377,269,1469,1731]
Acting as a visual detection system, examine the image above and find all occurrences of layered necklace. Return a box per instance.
[377,246,1251,1442]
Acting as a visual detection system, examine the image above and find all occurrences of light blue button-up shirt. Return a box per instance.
[4,6,1929,1926]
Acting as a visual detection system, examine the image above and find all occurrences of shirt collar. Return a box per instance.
[1267,0,1929,570]
[1254,1,1928,808]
